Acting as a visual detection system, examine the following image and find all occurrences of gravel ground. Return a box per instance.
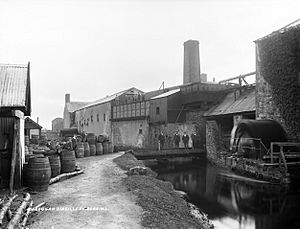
[28,152,143,229]
[114,152,209,229]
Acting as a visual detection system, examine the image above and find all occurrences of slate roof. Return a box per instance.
[204,88,255,117]
[0,63,31,115]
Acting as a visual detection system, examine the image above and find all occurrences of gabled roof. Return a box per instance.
[150,89,180,100]
[66,101,91,112]
[25,117,42,129]
[204,88,255,117]
[0,63,31,115]
[79,87,143,110]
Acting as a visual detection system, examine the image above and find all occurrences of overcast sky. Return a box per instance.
[0,0,299,129]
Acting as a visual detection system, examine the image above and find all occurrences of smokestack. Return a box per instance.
[183,40,201,84]
[37,117,39,124]
[65,93,70,103]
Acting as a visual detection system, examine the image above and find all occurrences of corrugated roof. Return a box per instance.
[66,101,91,112]
[204,88,255,117]
[0,64,30,110]
[150,89,180,100]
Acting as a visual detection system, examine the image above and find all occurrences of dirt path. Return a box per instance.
[29,152,143,229]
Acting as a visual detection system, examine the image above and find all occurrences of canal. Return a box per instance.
[147,159,300,229]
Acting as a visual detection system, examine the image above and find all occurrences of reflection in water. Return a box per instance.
[149,159,300,229]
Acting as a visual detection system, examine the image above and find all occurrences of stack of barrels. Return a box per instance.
[23,149,77,192]
[87,133,96,156]
[72,133,114,158]
[97,135,113,154]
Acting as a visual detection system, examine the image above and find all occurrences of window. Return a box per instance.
[97,114,99,122]
[103,113,106,121]
[91,115,93,122]
[156,107,160,115]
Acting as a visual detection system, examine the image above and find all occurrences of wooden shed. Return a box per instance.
[149,89,184,124]
[25,117,42,139]
[0,63,31,190]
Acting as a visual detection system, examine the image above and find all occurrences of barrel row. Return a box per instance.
[75,142,113,158]
[23,150,76,192]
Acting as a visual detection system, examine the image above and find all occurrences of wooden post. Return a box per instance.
[270,142,274,164]
[9,120,18,194]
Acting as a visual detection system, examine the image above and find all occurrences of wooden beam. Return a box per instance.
[219,72,256,84]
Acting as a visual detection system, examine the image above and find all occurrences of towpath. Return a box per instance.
[29,152,143,229]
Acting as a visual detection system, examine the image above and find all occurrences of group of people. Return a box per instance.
[158,131,198,150]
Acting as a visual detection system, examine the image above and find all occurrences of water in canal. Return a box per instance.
[147,159,300,229]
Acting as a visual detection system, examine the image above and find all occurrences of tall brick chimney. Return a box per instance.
[183,40,201,84]
[65,93,70,103]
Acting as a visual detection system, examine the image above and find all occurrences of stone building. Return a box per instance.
[254,22,300,141]
[74,88,144,141]
[52,117,64,133]
[63,94,90,129]
[204,20,300,163]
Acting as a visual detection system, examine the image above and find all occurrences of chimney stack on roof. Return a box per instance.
[183,40,201,84]
[65,93,70,103]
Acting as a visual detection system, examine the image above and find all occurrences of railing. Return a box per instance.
[270,142,300,176]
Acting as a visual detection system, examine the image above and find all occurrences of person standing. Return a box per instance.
[191,132,197,149]
[158,131,165,150]
[173,131,180,148]
[182,132,189,149]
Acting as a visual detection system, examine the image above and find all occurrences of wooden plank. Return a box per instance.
[271,142,300,147]
[262,162,300,166]
[9,119,18,194]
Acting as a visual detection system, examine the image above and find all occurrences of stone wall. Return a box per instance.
[186,110,206,148]
[255,32,300,141]
[112,119,149,149]
[206,120,220,161]
[74,102,111,138]
[148,123,198,150]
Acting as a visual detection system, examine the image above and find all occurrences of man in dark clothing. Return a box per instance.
[158,131,165,150]
[182,132,189,149]
[174,131,180,148]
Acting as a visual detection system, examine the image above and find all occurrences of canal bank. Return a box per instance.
[147,157,300,229]
[113,151,213,229]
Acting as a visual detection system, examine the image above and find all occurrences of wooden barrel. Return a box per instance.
[76,142,84,158]
[96,143,103,155]
[83,142,90,157]
[48,155,61,178]
[102,142,108,154]
[108,142,114,153]
[89,144,96,156]
[23,156,51,191]
[0,150,11,188]
[60,150,76,173]
[86,133,96,145]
